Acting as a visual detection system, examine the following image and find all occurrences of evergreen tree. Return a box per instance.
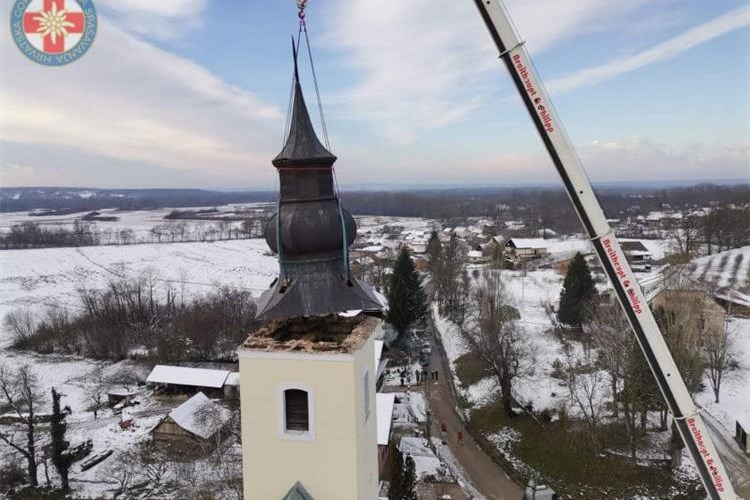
[425,231,442,275]
[388,446,405,499]
[402,454,418,500]
[387,248,426,339]
[557,252,596,327]
[50,388,73,491]
[389,447,418,500]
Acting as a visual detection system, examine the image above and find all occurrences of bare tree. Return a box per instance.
[118,228,135,245]
[87,366,107,418]
[138,443,171,488]
[106,450,137,497]
[668,213,702,259]
[0,364,43,487]
[436,235,468,321]
[464,270,527,417]
[195,403,243,500]
[586,301,630,418]
[566,362,608,453]
[3,309,36,348]
[703,320,737,403]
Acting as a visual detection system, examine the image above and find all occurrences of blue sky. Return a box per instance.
[1,0,748,189]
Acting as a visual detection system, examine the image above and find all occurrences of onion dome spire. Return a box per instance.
[255,39,382,321]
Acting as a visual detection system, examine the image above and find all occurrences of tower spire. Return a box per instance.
[256,41,382,321]
[273,40,335,168]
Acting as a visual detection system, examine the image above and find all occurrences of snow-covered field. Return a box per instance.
[0,239,278,346]
[0,203,272,231]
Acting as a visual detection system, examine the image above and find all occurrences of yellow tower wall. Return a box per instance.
[239,333,378,499]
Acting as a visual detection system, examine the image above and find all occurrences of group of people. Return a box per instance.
[398,368,439,386]
[415,368,439,383]
[439,421,464,446]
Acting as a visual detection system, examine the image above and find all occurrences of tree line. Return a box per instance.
[0,218,268,250]
[4,273,258,362]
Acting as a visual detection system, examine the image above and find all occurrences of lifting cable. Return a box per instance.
[278,0,352,282]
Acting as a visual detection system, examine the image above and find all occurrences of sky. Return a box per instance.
[0,0,748,190]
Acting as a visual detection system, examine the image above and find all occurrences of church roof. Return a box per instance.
[283,481,315,500]
[273,42,336,168]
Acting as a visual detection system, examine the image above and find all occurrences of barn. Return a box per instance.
[152,392,231,448]
[146,365,232,398]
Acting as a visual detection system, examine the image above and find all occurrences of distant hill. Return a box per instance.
[0,187,276,213]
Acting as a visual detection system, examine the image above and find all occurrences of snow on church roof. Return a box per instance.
[376,393,395,446]
[146,365,230,389]
[374,340,384,369]
[167,392,231,440]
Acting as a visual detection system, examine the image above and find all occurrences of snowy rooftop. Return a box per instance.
[689,246,750,294]
[146,365,231,389]
[507,238,591,255]
[107,387,138,397]
[374,340,384,368]
[167,392,231,440]
[224,372,240,387]
[376,393,395,446]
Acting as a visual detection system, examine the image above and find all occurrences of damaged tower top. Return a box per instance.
[255,42,382,321]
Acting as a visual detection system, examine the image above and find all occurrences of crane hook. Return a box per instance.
[297,0,307,19]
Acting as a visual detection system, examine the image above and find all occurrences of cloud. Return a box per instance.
[335,136,749,186]
[547,6,750,94]
[323,0,655,143]
[0,7,283,187]
[94,0,209,39]
[577,137,750,182]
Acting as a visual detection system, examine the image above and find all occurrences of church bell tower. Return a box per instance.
[239,39,381,500]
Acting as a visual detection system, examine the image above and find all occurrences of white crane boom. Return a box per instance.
[470,1,738,498]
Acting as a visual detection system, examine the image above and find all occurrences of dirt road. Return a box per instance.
[423,317,523,500]
[701,410,750,499]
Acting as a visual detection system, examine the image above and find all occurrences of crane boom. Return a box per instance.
[471,1,738,498]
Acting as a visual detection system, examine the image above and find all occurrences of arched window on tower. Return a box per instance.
[284,388,310,432]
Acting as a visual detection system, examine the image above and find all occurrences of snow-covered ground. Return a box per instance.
[433,268,575,413]
[0,239,278,347]
[0,232,280,497]
[434,265,750,428]
[0,203,273,239]
[695,317,750,432]
[356,216,434,236]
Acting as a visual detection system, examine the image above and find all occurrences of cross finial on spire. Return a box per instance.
[291,36,300,85]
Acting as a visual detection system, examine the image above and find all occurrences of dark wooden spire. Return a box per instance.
[256,41,382,321]
[272,40,336,168]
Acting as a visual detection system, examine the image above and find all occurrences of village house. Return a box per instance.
[467,249,489,264]
[376,392,395,477]
[503,238,549,268]
[106,387,139,407]
[152,392,232,448]
[644,269,726,345]
[620,240,653,272]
